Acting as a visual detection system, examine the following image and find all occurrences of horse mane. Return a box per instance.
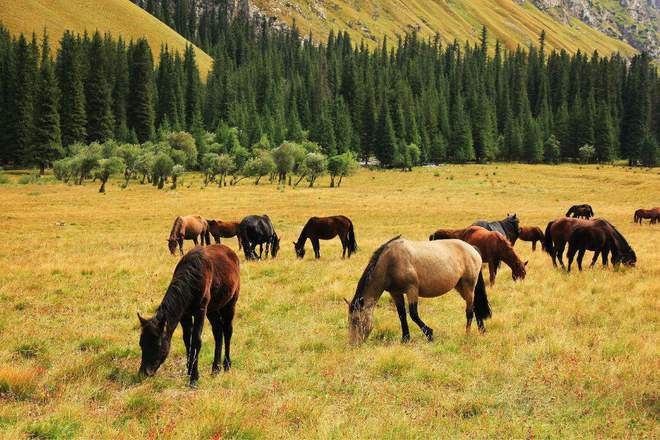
[155,250,206,329]
[603,220,634,256]
[169,216,183,240]
[350,235,400,312]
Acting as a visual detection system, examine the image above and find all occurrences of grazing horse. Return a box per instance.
[168,215,210,256]
[208,219,242,249]
[634,208,660,224]
[566,219,636,271]
[431,226,527,285]
[347,236,491,345]
[566,204,594,219]
[472,213,520,244]
[239,215,280,260]
[138,245,240,387]
[428,228,466,241]
[544,217,587,268]
[518,226,545,251]
[293,215,357,259]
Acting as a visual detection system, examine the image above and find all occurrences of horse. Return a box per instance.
[566,204,594,219]
[208,219,242,249]
[428,228,466,241]
[293,215,357,259]
[518,226,545,251]
[346,236,491,345]
[544,217,588,268]
[168,215,211,256]
[138,244,240,387]
[431,226,527,285]
[472,213,520,244]
[566,219,637,271]
[239,215,280,260]
[634,208,660,224]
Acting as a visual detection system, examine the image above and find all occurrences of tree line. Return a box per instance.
[1,13,659,173]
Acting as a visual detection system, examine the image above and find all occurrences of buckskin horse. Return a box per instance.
[167,215,210,256]
[138,245,240,387]
[293,215,357,259]
[347,236,491,345]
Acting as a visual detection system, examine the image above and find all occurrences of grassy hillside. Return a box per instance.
[0,164,657,437]
[0,0,212,79]
[253,0,636,56]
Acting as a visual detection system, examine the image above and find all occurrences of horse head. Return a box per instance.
[271,233,280,257]
[347,296,374,345]
[293,241,305,258]
[138,313,171,377]
[167,238,178,255]
[513,260,528,281]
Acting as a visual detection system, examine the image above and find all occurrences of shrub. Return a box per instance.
[578,144,596,163]
[18,174,40,185]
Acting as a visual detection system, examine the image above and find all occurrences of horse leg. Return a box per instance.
[193,236,199,247]
[566,245,576,272]
[602,248,609,267]
[557,241,567,269]
[188,311,205,387]
[340,234,347,258]
[576,249,586,271]
[220,296,237,371]
[180,315,193,373]
[391,293,410,343]
[590,250,600,268]
[455,278,475,334]
[532,240,537,252]
[258,243,263,259]
[407,287,433,341]
[208,311,223,375]
[312,238,320,259]
[178,238,184,256]
[237,236,242,250]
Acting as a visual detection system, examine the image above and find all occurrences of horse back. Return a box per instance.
[201,245,240,311]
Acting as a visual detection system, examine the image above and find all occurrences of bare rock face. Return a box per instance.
[523,0,659,59]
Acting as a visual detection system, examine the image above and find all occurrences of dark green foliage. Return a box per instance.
[128,39,154,143]
[85,32,114,143]
[56,31,87,147]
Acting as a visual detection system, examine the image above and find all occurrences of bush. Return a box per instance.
[0,168,9,184]
[18,174,40,185]
[578,144,596,164]
[543,135,561,164]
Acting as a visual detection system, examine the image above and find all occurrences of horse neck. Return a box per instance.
[296,225,309,246]
[170,218,182,239]
[500,241,522,269]
[156,279,194,337]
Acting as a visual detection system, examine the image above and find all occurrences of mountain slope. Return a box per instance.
[246,0,636,56]
[0,0,213,78]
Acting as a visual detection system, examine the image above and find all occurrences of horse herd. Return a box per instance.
[140,204,655,386]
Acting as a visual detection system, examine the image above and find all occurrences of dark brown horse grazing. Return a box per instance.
[566,204,594,219]
[634,208,660,224]
[138,245,240,387]
[428,228,466,241]
[518,226,545,251]
[566,219,636,271]
[544,217,588,268]
[207,219,242,249]
[168,215,210,256]
[293,215,357,259]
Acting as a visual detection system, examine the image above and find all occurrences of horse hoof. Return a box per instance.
[189,380,198,389]
[424,328,434,342]
[211,366,220,375]
[401,335,410,344]
[223,361,231,372]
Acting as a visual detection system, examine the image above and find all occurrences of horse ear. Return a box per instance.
[137,313,148,327]
[524,260,528,266]
[292,241,296,245]
[343,298,350,306]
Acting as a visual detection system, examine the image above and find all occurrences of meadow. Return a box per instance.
[0,164,658,439]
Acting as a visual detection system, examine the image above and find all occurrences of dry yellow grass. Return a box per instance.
[254,0,636,56]
[0,0,213,80]
[0,164,658,438]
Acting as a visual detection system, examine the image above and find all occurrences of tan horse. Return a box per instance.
[207,220,242,250]
[347,236,491,345]
[168,215,210,256]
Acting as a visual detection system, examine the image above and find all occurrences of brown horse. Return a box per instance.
[293,215,357,259]
[208,219,242,249]
[138,245,240,387]
[347,237,491,345]
[566,204,594,219]
[168,215,210,256]
[634,208,660,224]
[544,217,588,268]
[428,228,466,241]
[566,219,636,271]
[518,226,545,251]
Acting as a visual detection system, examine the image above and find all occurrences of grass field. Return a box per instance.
[0,0,213,80]
[252,0,636,57]
[0,164,658,438]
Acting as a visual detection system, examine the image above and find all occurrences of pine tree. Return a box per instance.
[85,32,114,143]
[56,31,86,146]
[183,44,200,130]
[12,34,37,164]
[128,39,154,142]
[32,31,63,174]
[0,27,16,164]
[374,101,397,167]
[449,93,474,162]
[112,38,130,141]
[594,102,615,162]
[524,118,543,163]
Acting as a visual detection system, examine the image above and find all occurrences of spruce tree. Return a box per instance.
[183,44,200,130]
[594,102,615,162]
[85,32,114,143]
[450,93,474,162]
[13,34,37,164]
[128,39,154,142]
[56,31,86,146]
[33,31,63,174]
[374,101,397,167]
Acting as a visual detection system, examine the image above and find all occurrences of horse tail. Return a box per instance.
[544,221,555,255]
[473,271,492,321]
[350,236,400,311]
[347,221,358,256]
[429,233,434,241]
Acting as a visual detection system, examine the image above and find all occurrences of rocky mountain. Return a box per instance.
[528,0,659,58]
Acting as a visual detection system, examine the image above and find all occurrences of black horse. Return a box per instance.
[472,213,520,245]
[239,215,280,260]
[566,204,594,219]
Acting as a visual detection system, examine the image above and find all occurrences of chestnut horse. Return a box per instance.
[472,213,520,244]
[566,204,594,219]
[634,208,659,224]
[293,215,357,259]
[566,219,636,271]
[138,245,240,387]
[168,215,210,256]
[518,226,545,251]
[208,219,242,249]
[431,226,527,285]
[347,237,491,345]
